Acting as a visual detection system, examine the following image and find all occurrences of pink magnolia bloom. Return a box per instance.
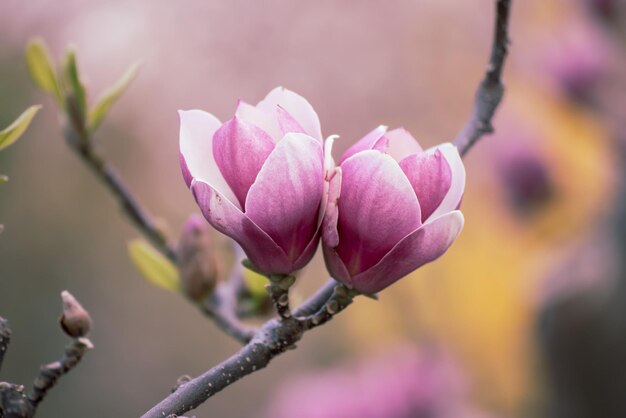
[179,87,332,275]
[323,126,465,293]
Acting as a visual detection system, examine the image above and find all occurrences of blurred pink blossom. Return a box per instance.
[542,19,612,98]
[266,346,495,418]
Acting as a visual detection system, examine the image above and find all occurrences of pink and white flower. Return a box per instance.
[179,87,331,275]
[323,127,465,293]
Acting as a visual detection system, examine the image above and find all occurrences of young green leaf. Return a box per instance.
[89,62,141,132]
[243,267,269,307]
[128,239,181,293]
[62,48,87,120]
[0,105,41,151]
[26,39,62,105]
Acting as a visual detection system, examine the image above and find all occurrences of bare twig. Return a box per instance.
[0,293,93,418]
[453,0,512,156]
[141,279,355,418]
[67,134,177,262]
[0,317,11,373]
[199,283,256,344]
[64,107,258,343]
[27,337,93,408]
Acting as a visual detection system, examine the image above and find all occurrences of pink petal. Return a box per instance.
[321,135,339,221]
[293,135,338,271]
[235,100,282,141]
[191,180,292,274]
[322,166,341,248]
[293,228,322,271]
[339,125,388,164]
[277,105,306,136]
[425,143,465,220]
[212,116,275,209]
[322,244,352,286]
[335,150,422,276]
[245,133,324,261]
[399,149,452,222]
[384,128,423,162]
[350,211,464,293]
[319,167,350,287]
[257,87,323,142]
[179,110,239,205]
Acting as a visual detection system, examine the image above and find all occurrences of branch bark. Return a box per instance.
[453,0,512,157]
[0,318,10,373]
[64,118,258,344]
[198,283,256,344]
[68,137,177,263]
[141,279,350,418]
[0,315,92,418]
[27,337,93,409]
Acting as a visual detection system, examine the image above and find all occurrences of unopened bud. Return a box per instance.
[178,215,219,301]
[59,291,92,338]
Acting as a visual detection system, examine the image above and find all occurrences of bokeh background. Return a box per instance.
[1,0,626,417]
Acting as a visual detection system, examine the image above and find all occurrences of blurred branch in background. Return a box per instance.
[142,1,513,416]
[29,40,176,262]
[25,40,258,345]
[453,0,512,157]
[0,292,93,418]
[0,319,10,374]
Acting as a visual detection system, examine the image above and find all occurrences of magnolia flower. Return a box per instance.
[323,127,465,293]
[179,87,331,275]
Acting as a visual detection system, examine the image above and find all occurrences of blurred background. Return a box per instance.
[1,0,626,417]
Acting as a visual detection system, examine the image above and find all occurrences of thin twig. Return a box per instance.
[0,317,11,373]
[453,0,512,156]
[70,140,177,262]
[65,112,257,343]
[199,283,256,344]
[27,337,93,408]
[0,295,93,418]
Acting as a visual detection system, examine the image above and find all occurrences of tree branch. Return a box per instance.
[267,275,296,320]
[68,135,177,262]
[0,292,93,418]
[0,318,11,373]
[198,283,256,344]
[64,111,259,344]
[27,337,93,408]
[141,279,353,418]
[453,0,512,156]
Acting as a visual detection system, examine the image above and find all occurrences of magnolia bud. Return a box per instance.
[177,215,218,302]
[59,291,92,338]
